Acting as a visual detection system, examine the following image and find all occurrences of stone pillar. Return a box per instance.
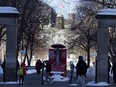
[5,21,17,81]
[97,20,109,82]
[96,8,116,83]
[0,7,20,81]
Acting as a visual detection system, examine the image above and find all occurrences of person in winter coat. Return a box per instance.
[35,59,42,74]
[69,61,75,72]
[75,56,87,87]
[44,60,52,83]
[76,56,87,77]
[69,61,75,84]
[21,62,27,75]
[1,61,5,73]
[18,62,26,84]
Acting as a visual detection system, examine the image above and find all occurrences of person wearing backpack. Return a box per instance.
[75,56,87,87]
[18,62,26,84]
[44,60,53,83]
[18,66,24,84]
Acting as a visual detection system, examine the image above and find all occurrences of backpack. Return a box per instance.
[18,67,24,76]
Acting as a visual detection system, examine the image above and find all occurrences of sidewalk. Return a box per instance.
[0,70,115,87]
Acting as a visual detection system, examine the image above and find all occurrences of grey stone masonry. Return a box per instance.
[0,7,20,81]
[96,8,116,83]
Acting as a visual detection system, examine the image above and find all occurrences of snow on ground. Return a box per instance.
[0,81,18,84]
[26,69,36,74]
[51,74,69,81]
[0,66,113,86]
[86,81,111,86]
[69,84,78,86]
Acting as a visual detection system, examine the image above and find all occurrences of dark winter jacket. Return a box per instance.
[35,60,42,70]
[21,62,27,76]
[45,63,52,72]
[76,60,87,76]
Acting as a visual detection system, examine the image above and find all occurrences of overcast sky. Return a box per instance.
[43,0,79,19]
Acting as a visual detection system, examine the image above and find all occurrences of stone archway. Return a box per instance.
[96,8,116,83]
[0,7,20,81]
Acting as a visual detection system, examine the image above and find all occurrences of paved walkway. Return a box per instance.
[0,70,116,87]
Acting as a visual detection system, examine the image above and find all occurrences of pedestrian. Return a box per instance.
[18,62,27,84]
[75,56,87,87]
[1,61,5,73]
[69,61,75,84]
[44,60,52,83]
[69,61,75,72]
[111,62,116,84]
[35,59,42,74]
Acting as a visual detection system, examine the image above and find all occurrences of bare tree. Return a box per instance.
[67,1,101,67]
[0,0,56,66]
